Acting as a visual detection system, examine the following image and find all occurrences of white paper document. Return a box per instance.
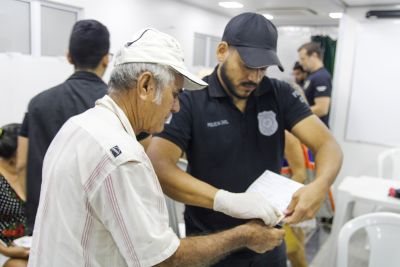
[246,170,304,214]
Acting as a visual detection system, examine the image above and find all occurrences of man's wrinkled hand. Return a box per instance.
[244,220,285,253]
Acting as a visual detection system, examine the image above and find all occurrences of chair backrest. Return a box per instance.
[337,212,400,267]
[377,148,400,179]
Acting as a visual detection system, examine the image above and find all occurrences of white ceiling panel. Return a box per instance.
[173,0,345,26]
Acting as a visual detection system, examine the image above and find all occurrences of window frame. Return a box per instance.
[193,32,221,68]
[1,0,82,56]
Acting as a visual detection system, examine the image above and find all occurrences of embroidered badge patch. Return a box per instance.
[110,146,122,158]
[257,111,278,136]
[316,85,327,92]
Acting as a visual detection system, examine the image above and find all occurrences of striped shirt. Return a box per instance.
[28,95,179,267]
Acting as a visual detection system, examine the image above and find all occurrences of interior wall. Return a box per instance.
[329,6,400,190]
[0,54,72,126]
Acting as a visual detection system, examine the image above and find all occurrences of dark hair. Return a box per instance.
[0,123,21,159]
[68,19,110,69]
[298,42,322,59]
[293,61,305,72]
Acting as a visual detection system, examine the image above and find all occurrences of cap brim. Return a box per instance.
[170,65,208,90]
[235,46,284,72]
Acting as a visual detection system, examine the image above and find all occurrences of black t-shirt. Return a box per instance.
[156,69,312,233]
[21,71,107,231]
[303,67,332,127]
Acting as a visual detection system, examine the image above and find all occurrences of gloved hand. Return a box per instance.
[213,189,283,226]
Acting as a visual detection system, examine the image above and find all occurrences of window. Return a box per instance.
[0,0,81,56]
[0,0,31,54]
[193,33,221,68]
[41,5,77,56]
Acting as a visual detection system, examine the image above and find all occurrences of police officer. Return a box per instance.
[298,42,332,127]
[148,13,343,267]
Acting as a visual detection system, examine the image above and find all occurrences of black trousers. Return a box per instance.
[211,242,287,267]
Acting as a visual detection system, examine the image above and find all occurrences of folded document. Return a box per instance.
[246,170,304,218]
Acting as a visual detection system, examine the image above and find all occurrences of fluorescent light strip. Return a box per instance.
[329,12,343,19]
[218,1,243,9]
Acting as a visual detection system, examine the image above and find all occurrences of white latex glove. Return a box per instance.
[213,189,283,226]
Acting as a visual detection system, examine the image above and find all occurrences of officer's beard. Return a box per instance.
[220,63,250,100]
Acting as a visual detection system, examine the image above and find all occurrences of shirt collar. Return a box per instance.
[95,95,137,139]
[67,71,106,84]
[254,77,273,96]
[205,67,228,98]
[205,66,273,98]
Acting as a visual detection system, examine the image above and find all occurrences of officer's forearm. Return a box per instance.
[147,137,218,209]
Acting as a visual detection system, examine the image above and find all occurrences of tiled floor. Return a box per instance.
[305,222,331,264]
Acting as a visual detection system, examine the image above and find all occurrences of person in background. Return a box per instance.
[17,19,111,232]
[147,12,343,267]
[0,124,29,267]
[27,28,285,267]
[298,42,332,127]
[292,61,308,88]
[281,131,310,267]
[281,79,334,267]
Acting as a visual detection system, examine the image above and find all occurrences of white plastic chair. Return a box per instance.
[374,148,400,213]
[337,212,400,267]
[377,148,400,179]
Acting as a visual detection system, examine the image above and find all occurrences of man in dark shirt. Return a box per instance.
[18,20,111,231]
[298,42,332,127]
[147,13,343,267]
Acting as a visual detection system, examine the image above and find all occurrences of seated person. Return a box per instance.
[0,124,29,267]
[281,131,311,267]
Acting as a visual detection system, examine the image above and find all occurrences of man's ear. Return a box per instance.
[137,71,156,101]
[67,52,74,65]
[311,52,320,60]
[216,42,229,63]
[100,53,109,69]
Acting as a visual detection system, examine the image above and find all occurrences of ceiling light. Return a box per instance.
[329,12,343,19]
[263,13,274,20]
[218,2,243,9]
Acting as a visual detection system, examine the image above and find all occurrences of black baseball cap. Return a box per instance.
[222,12,284,72]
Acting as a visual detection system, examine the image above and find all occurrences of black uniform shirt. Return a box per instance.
[20,71,107,230]
[156,69,312,233]
[303,67,332,127]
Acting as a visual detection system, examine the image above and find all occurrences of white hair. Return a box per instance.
[108,63,175,104]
